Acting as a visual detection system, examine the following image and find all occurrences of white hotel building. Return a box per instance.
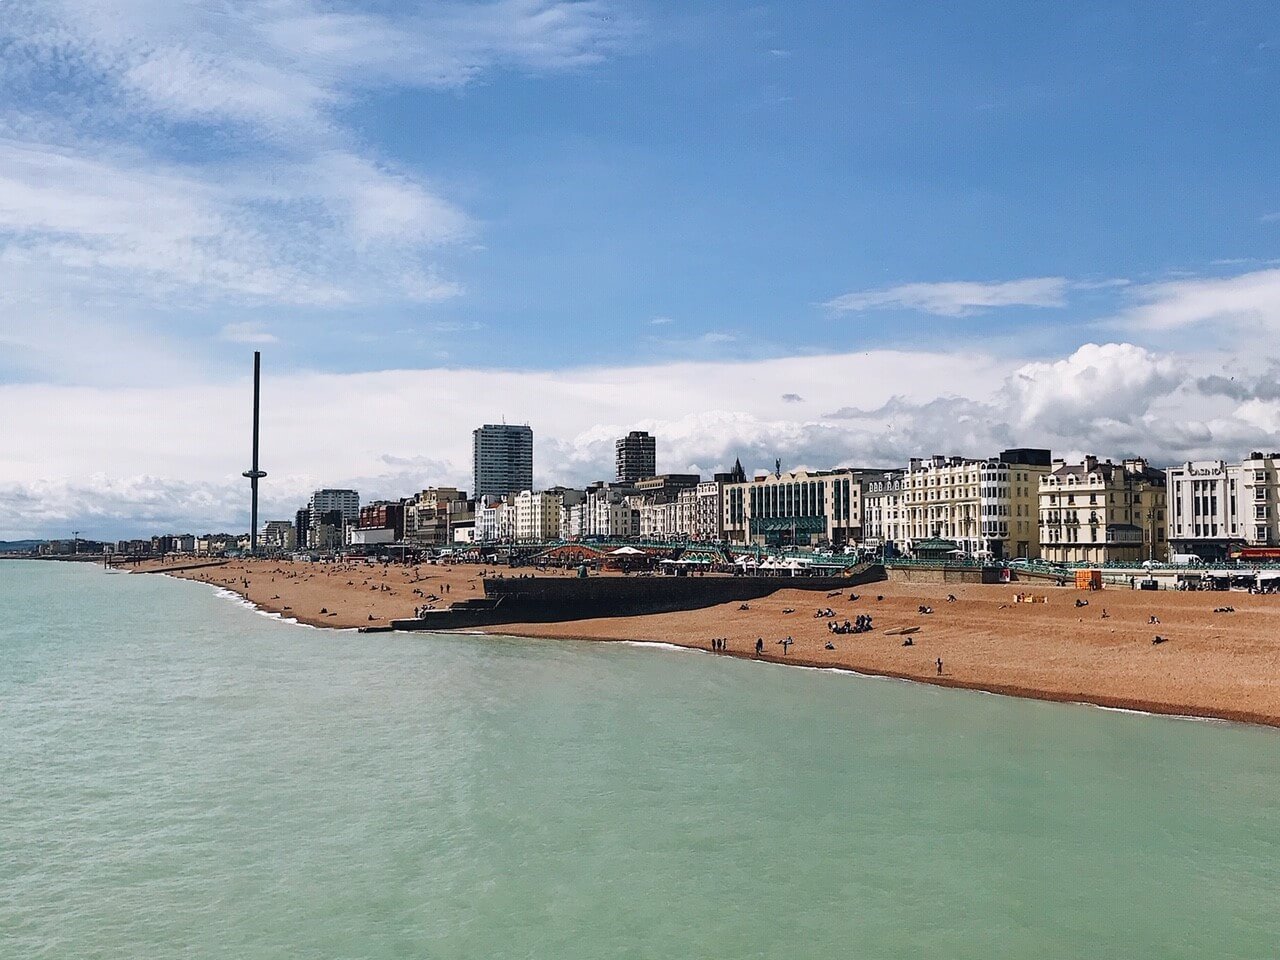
[1167,452,1280,559]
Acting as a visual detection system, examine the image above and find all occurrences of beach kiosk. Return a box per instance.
[1075,569,1103,590]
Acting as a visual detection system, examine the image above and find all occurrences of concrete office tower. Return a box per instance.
[473,424,534,498]
[307,489,360,545]
[615,430,656,483]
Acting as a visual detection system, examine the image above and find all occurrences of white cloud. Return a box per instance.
[1116,268,1280,333]
[823,277,1071,317]
[0,0,630,380]
[6,342,1278,539]
[10,0,633,138]
[1002,342,1184,434]
[218,322,279,345]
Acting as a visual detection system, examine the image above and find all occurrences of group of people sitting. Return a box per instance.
[917,605,935,615]
[812,607,838,619]
[828,614,874,634]
[1213,606,1236,614]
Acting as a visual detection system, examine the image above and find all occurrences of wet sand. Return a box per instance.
[139,558,1280,728]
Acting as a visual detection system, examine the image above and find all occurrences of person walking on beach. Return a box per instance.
[755,637,764,657]
[936,657,943,675]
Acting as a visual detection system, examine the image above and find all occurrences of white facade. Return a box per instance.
[582,487,639,538]
[692,481,723,541]
[1169,453,1280,556]
[1167,460,1243,559]
[475,496,513,543]
[348,527,395,546]
[861,471,907,553]
[639,498,681,539]
[514,490,562,542]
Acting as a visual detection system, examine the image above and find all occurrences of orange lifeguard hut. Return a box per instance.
[1075,569,1103,590]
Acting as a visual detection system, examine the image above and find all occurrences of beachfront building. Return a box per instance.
[513,490,563,542]
[405,488,470,546]
[615,431,656,483]
[1240,452,1280,547]
[901,449,1050,560]
[1038,456,1167,565]
[1166,460,1244,561]
[294,508,310,549]
[722,467,863,547]
[308,489,359,546]
[582,483,640,538]
[260,521,295,552]
[691,479,725,541]
[475,495,513,543]
[860,470,907,555]
[473,424,533,498]
[561,500,584,540]
[359,501,406,540]
[1168,452,1280,558]
[632,473,700,539]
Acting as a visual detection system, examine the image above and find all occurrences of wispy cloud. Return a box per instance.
[0,0,632,381]
[1116,268,1280,332]
[650,315,676,325]
[218,322,279,345]
[823,277,1071,317]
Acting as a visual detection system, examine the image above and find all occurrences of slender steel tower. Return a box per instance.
[242,351,267,555]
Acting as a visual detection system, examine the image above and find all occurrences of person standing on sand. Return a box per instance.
[936,658,943,675]
[755,637,764,657]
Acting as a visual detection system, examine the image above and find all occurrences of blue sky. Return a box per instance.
[4,0,1280,537]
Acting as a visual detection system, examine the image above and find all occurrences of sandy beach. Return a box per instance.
[138,558,1280,728]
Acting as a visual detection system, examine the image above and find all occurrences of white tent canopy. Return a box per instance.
[609,546,645,556]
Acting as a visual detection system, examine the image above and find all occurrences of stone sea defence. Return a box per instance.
[387,565,885,631]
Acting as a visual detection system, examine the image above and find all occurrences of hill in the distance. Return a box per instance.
[0,540,47,553]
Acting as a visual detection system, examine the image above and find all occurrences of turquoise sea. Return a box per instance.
[2,560,1278,959]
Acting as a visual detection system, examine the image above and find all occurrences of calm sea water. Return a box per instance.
[2,560,1278,959]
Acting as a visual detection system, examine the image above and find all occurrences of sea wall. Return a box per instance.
[886,565,1003,584]
[390,567,885,631]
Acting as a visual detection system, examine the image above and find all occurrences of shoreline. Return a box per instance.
[473,627,1273,730]
[134,558,1280,731]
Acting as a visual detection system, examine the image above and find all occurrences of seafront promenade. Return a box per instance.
[138,558,1280,728]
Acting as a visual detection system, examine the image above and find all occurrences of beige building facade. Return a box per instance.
[1039,456,1167,564]
[901,449,1050,560]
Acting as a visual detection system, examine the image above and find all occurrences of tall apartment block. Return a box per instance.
[615,430,656,483]
[473,424,534,498]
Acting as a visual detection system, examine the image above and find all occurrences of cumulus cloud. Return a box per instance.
[1002,342,1184,433]
[822,277,1071,317]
